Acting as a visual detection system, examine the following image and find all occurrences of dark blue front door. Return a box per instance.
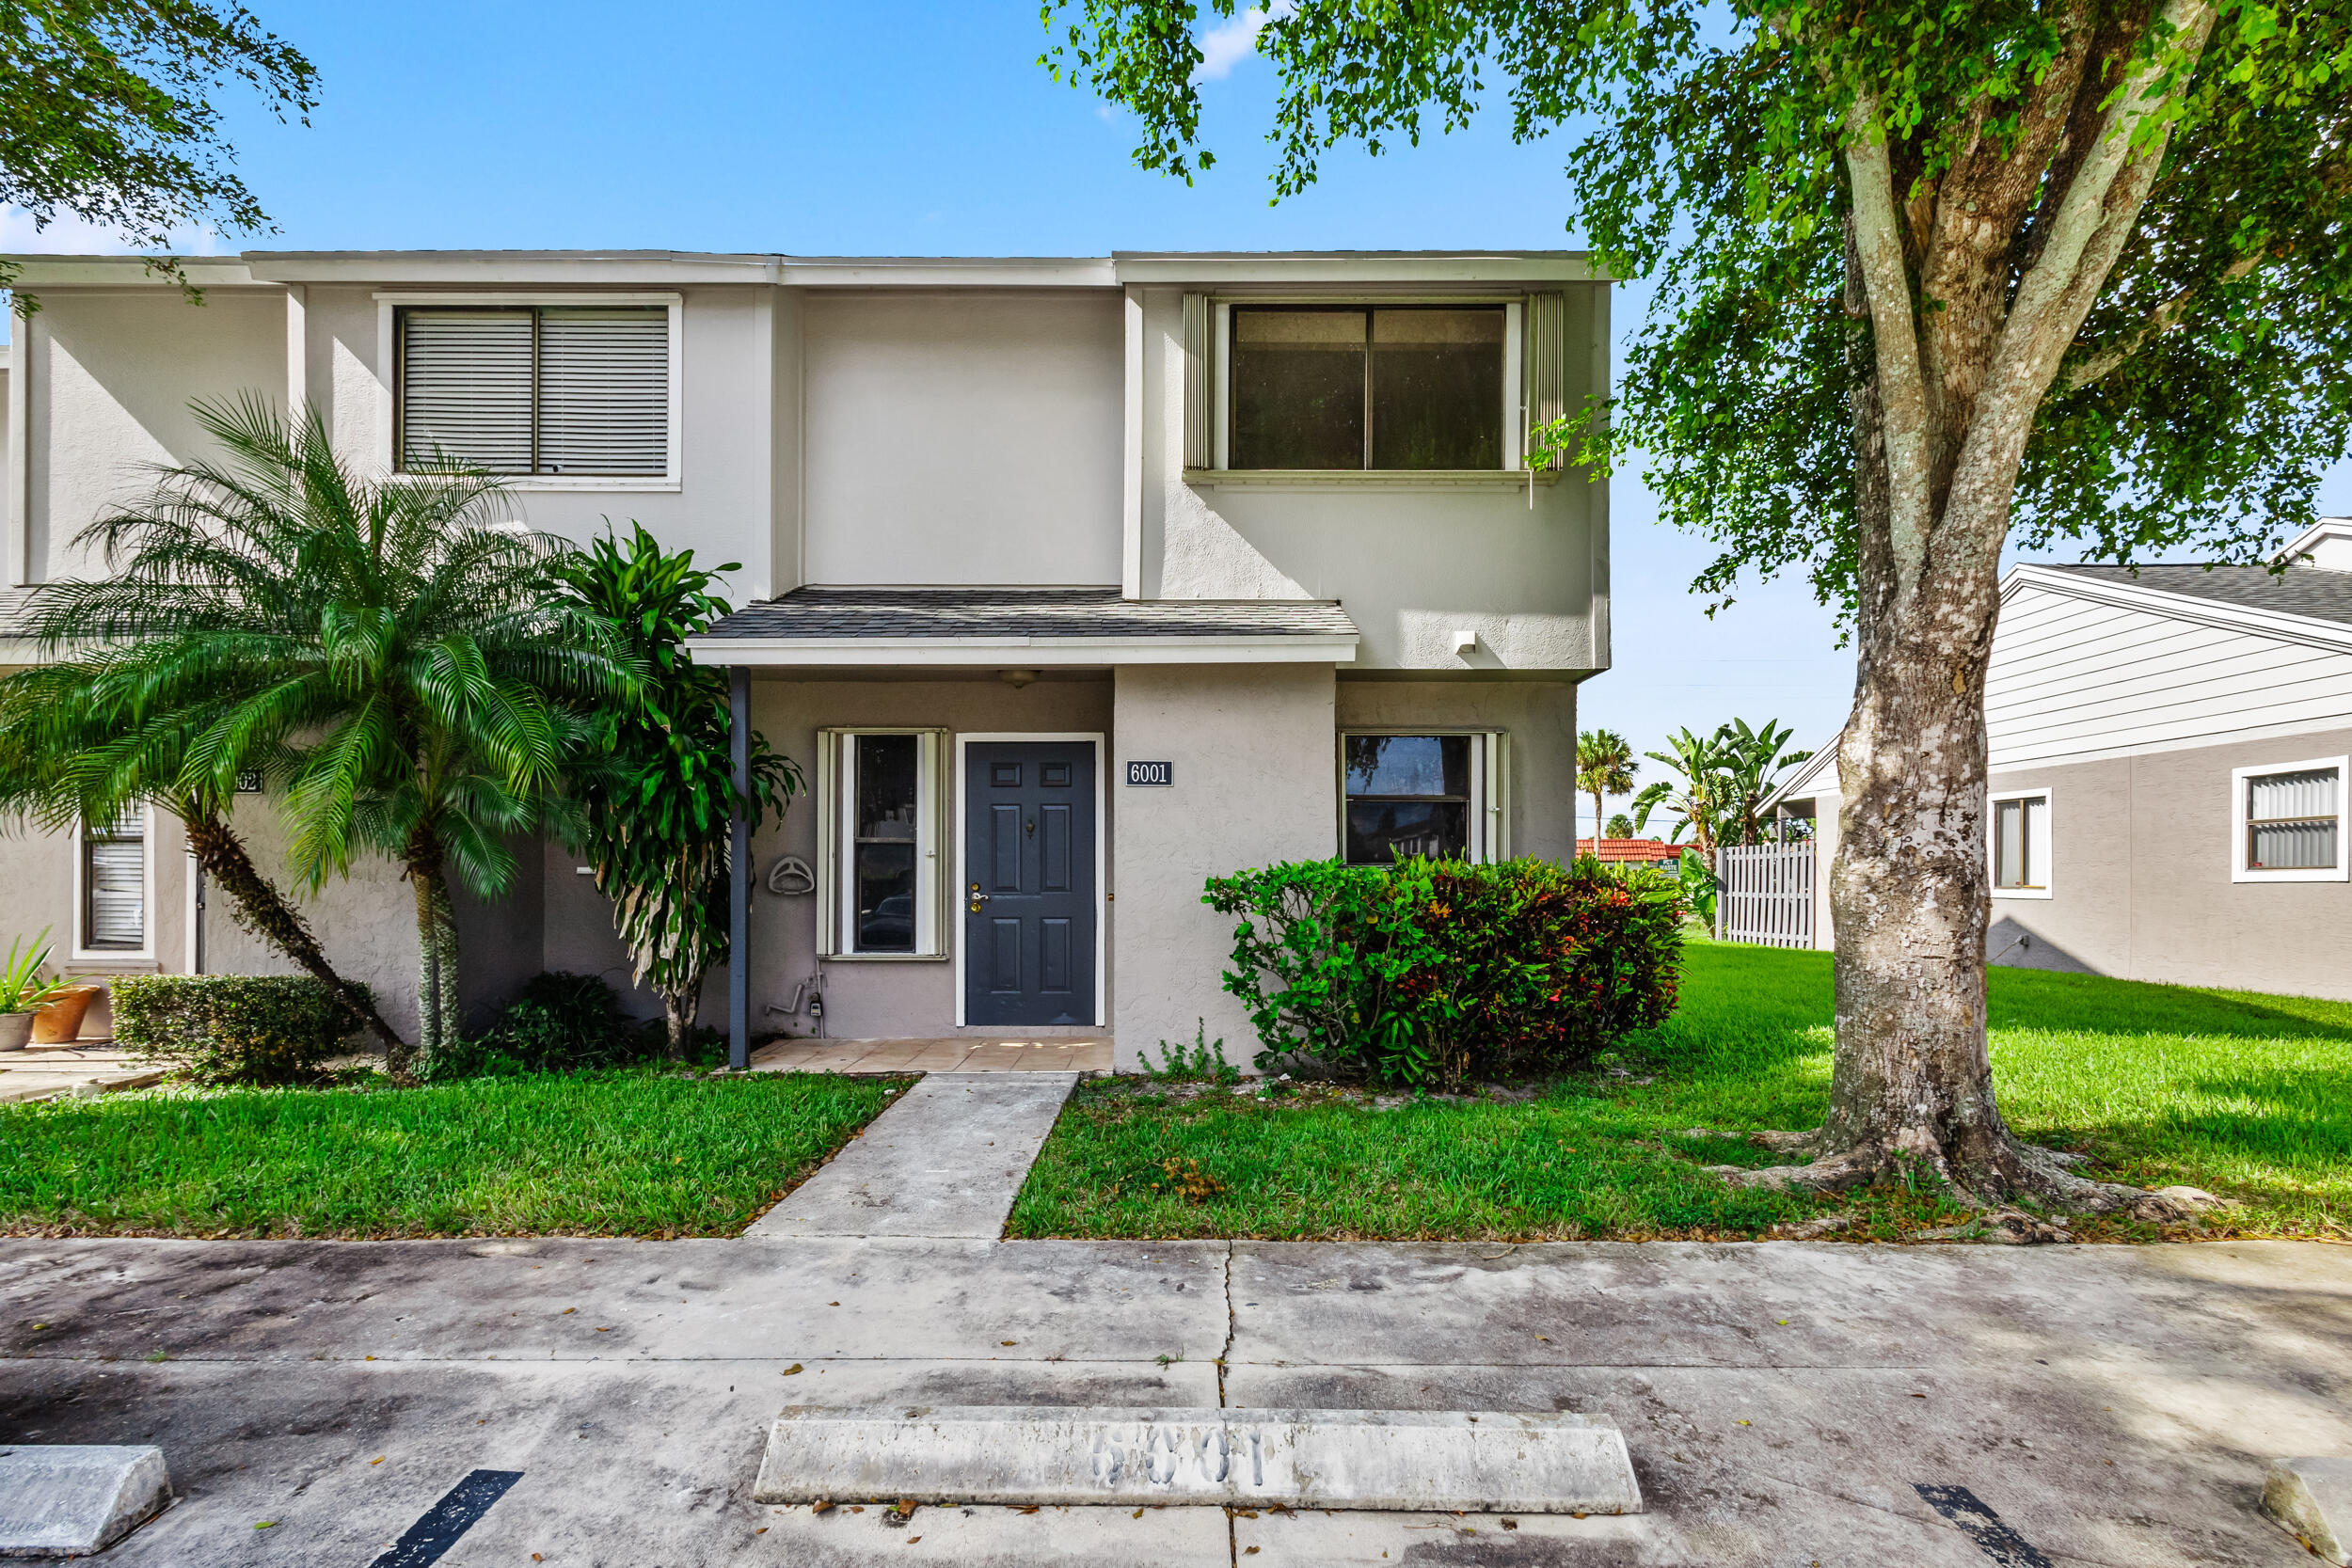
[964,741,1097,1026]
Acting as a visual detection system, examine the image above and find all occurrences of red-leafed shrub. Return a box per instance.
[1202,856,1686,1087]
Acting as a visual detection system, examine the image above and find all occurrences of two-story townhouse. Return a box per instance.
[0,249,1611,1066]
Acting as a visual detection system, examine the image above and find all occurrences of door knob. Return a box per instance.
[969,893,991,911]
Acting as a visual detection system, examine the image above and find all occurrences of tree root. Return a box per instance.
[1697,1131,2236,1229]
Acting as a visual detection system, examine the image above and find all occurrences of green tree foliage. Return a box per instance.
[1604,811,1635,839]
[552,525,803,1058]
[1041,0,2347,1205]
[0,0,319,297]
[26,396,637,1077]
[1574,727,1637,844]
[1633,721,1812,851]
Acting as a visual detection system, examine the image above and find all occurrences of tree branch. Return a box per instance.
[1842,94,1936,595]
[2061,251,2260,392]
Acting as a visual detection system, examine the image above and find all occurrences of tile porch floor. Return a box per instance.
[0,1044,167,1104]
[748,1036,1114,1075]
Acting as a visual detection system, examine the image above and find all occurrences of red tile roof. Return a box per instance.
[1578,837,1686,864]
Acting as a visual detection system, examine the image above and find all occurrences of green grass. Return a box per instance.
[0,1069,904,1239]
[1009,942,2352,1242]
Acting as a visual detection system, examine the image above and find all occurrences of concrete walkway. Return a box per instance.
[0,1046,166,1104]
[1,1236,2343,1565]
[744,1072,1079,1240]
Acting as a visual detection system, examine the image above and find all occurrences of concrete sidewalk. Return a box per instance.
[744,1071,1079,1240]
[1,1236,2344,1565]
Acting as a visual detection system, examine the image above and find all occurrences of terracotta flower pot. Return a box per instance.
[0,1012,33,1052]
[31,985,102,1045]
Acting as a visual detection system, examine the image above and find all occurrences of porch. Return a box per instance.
[749,1036,1114,1076]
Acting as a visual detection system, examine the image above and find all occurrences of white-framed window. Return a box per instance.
[1989,787,2053,899]
[75,803,151,957]
[816,729,947,958]
[2232,755,2347,882]
[377,293,682,490]
[1338,731,1509,864]
[1198,295,1551,474]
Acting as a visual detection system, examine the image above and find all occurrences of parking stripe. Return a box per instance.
[368,1469,525,1568]
[1915,1483,2055,1568]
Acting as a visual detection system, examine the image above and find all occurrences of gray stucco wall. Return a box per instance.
[1985,727,2352,1000]
[1111,663,1339,1070]
[799,291,1124,588]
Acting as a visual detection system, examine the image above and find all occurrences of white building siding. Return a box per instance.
[1985,581,2352,769]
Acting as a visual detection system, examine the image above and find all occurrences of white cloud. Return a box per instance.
[0,207,221,256]
[1195,2,1293,81]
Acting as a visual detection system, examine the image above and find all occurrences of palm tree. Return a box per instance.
[0,661,405,1055]
[1713,719,1813,847]
[1631,727,1734,856]
[1574,729,1637,846]
[31,395,637,1077]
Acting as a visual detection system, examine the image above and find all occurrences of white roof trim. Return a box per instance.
[2272,516,2352,566]
[1759,733,1844,815]
[2002,562,2352,657]
[682,632,1359,668]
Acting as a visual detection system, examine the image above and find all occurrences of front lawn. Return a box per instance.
[0,1069,904,1239]
[1009,942,2352,1242]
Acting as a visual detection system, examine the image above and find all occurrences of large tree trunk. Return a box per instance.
[179,799,407,1061]
[1738,1,2217,1214]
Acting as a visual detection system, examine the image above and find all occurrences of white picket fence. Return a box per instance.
[1716,843,1816,948]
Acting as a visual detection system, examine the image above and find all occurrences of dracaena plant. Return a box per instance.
[552,524,803,1059]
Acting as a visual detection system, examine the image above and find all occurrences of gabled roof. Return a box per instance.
[2038,562,2352,630]
[687,587,1360,668]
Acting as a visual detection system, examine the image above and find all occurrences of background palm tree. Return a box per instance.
[1631,727,1734,856]
[1712,719,1813,847]
[33,396,637,1076]
[1574,728,1638,847]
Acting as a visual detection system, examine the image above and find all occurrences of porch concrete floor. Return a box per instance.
[0,1044,164,1105]
[749,1036,1113,1075]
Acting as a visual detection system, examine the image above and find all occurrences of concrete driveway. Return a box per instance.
[0,1236,2344,1565]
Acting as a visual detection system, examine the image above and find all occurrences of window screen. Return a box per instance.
[2246,766,2339,871]
[1993,797,2042,889]
[1231,306,1504,470]
[1344,735,1472,863]
[83,807,145,951]
[398,306,669,477]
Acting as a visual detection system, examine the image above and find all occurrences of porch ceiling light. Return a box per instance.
[1000,669,1039,688]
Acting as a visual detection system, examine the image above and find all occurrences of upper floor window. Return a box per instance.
[394,304,673,479]
[2233,757,2347,882]
[1231,306,1505,470]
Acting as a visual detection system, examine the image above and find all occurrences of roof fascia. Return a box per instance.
[246,252,780,286]
[1759,735,1844,814]
[2,257,261,288]
[1116,251,1601,285]
[2008,562,2352,657]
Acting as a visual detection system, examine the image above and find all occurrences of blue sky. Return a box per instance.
[6,1,2343,833]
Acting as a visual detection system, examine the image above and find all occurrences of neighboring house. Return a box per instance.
[0,249,1611,1064]
[1575,836,1683,867]
[1766,519,2352,1001]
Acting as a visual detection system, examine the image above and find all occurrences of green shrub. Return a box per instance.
[112,974,373,1086]
[1202,856,1686,1087]
[424,972,650,1081]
